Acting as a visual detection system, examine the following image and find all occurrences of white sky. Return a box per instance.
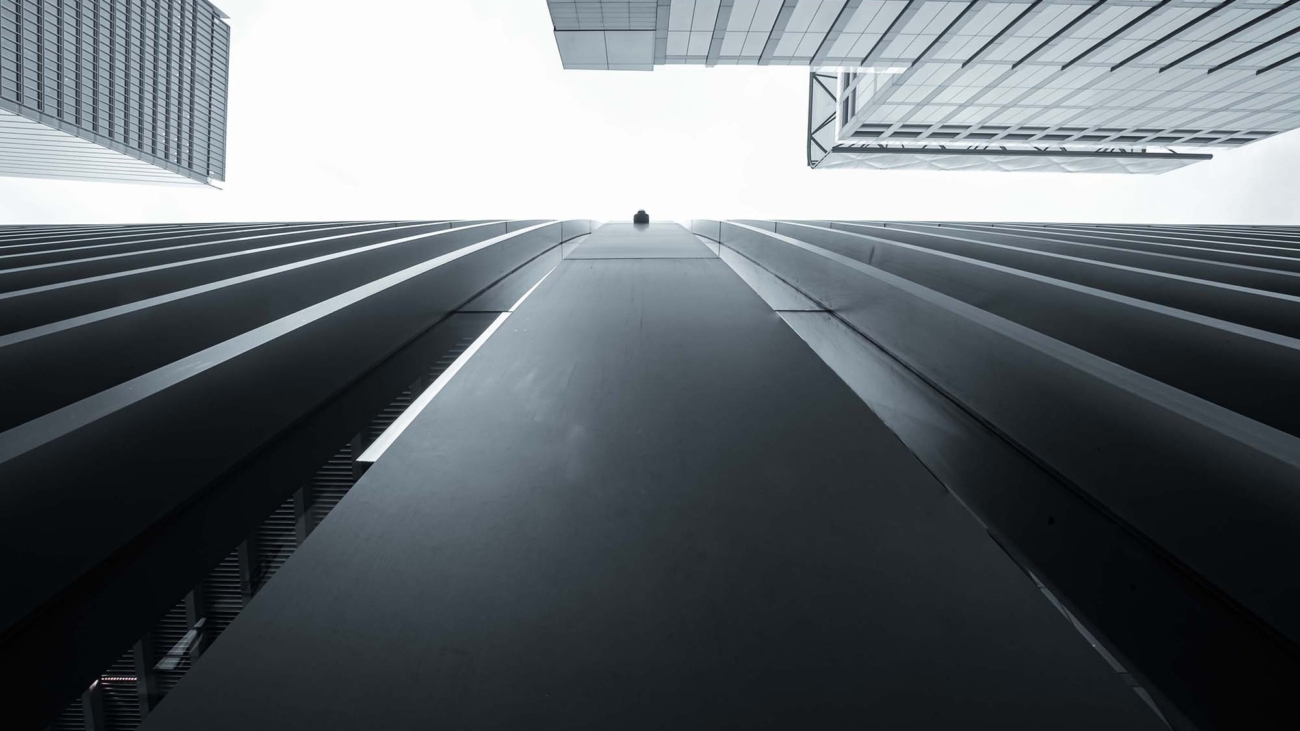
[1,0,1299,225]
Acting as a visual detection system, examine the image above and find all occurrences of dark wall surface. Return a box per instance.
[8,219,1299,730]
[697,219,1300,729]
[138,223,1159,730]
[0,219,593,729]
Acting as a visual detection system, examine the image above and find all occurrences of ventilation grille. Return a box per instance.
[251,495,300,593]
[48,700,86,731]
[99,651,140,731]
[51,329,479,730]
[366,389,416,444]
[151,599,194,696]
[307,442,358,532]
[202,549,245,640]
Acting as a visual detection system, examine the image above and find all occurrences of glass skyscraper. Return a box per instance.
[0,0,229,185]
[550,0,1300,172]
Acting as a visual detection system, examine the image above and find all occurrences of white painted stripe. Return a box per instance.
[356,313,511,464]
[509,266,558,312]
[357,265,558,464]
[0,222,556,465]
[0,222,502,348]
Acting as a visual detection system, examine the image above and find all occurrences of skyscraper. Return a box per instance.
[2,217,1299,730]
[0,0,230,185]
[548,0,1300,172]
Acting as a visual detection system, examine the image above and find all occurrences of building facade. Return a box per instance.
[549,0,1300,172]
[0,0,229,185]
[2,218,1299,730]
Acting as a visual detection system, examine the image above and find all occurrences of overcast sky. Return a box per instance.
[2,0,1299,225]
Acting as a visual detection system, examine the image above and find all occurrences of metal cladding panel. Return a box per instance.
[0,221,410,334]
[136,223,1160,731]
[0,220,593,730]
[775,221,1300,438]
[0,106,208,184]
[554,29,656,68]
[549,0,660,30]
[548,3,1300,170]
[0,220,562,630]
[715,220,1300,642]
[8,218,1300,730]
[896,220,1300,293]
[709,219,1300,730]
[566,221,717,256]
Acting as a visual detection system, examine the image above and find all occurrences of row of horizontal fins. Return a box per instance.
[696,216,1300,728]
[46,335,475,731]
[0,218,593,731]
